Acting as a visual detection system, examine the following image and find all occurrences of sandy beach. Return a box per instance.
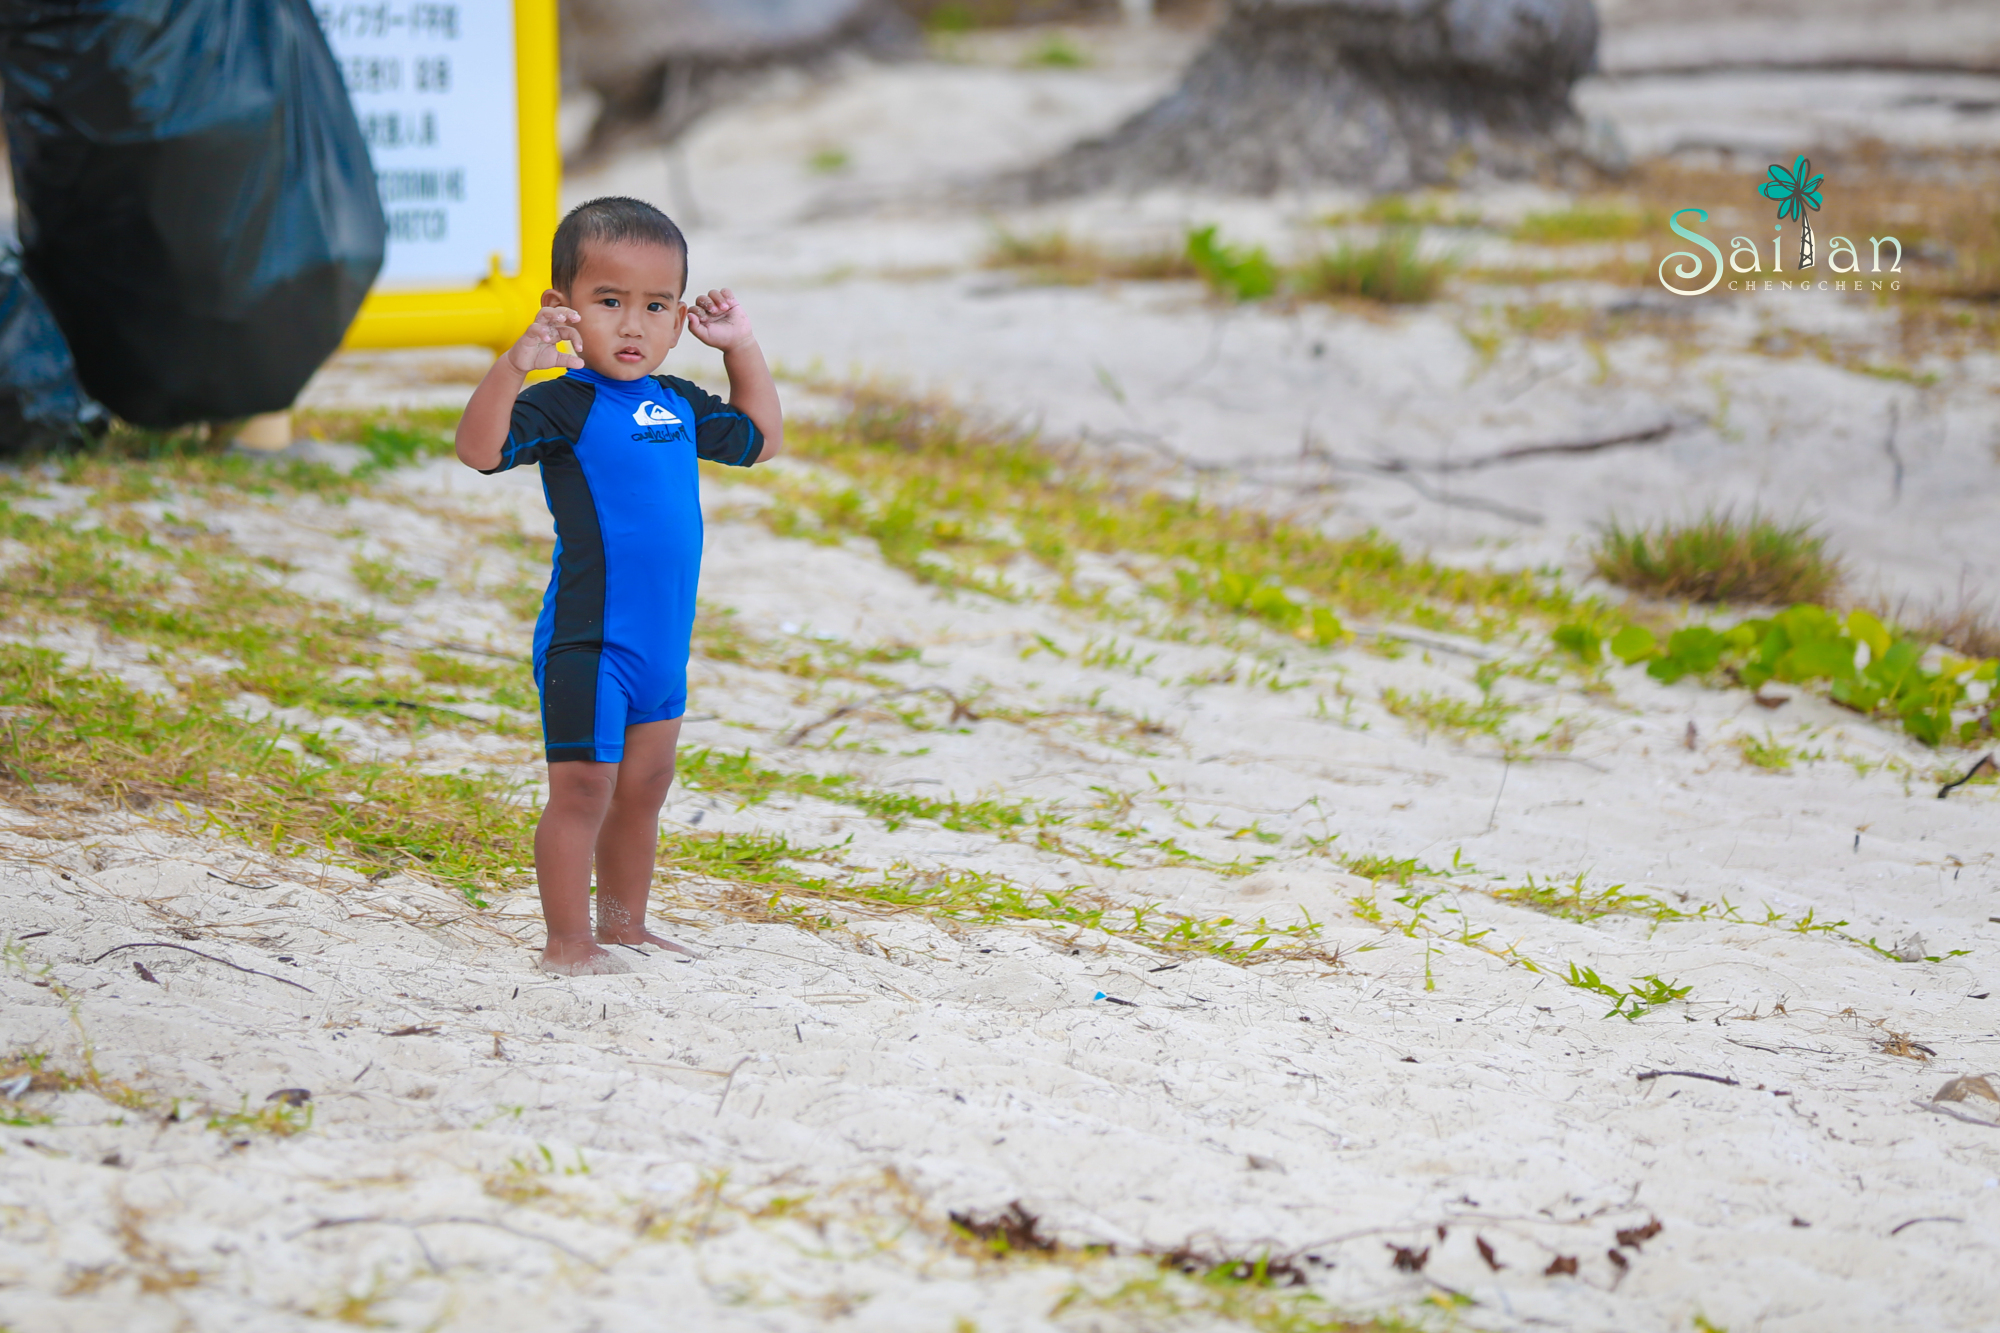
[4,9,2000,1331]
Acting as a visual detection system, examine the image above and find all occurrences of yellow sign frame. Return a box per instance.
[340,0,559,353]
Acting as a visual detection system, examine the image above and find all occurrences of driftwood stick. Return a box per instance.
[1377,422,1678,475]
[87,942,313,993]
[289,1215,604,1270]
[783,687,980,746]
[1938,754,1996,800]
[1636,1070,1739,1087]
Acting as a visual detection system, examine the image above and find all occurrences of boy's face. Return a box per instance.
[545,239,687,380]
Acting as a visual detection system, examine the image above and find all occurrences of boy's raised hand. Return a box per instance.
[505,306,586,375]
[686,288,757,352]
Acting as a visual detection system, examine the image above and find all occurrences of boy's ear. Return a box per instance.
[540,288,564,309]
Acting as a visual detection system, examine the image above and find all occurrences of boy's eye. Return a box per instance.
[601,298,619,308]
[648,302,666,313]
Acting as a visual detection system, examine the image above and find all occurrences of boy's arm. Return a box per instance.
[687,288,783,462]
[454,306,585,471]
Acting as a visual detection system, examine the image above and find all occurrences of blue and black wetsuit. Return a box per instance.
[484,366,762,763]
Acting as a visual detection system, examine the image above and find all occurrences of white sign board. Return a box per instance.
[317,0,521,289]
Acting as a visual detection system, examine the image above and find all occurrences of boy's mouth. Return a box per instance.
[614,344,646,363]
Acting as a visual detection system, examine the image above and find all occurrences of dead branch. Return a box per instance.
[783,687,980,746]
[288,1215,605,1270]
[1938,754,1996,800]
[1373,422,1678,475]
[86,942,313,993]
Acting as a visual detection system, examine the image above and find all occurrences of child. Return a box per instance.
[454,196,782,975]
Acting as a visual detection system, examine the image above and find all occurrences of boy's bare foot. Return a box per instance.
[539,937,629,976]
[596,923,703,959]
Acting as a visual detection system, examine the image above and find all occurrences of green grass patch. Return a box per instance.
[0,642,1327,965]
[1379,688,1516,743]
[1511,202,1646,244]
[350,553,439,604]
[0,643,537,900]
[1295,228,1453,304]
[1734,732,1803,771]
[764,389,1603,645]
[1020,33,1088,67]
[1592,510,1842,605]
[805,146,851,175]
[1324,194,1484,230]
[0,488,531,734]
[980,227,1195,286]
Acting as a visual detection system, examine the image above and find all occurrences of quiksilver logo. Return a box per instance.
[631,401,680,426]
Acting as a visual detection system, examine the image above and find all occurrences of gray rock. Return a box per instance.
[1016,0,1606,197]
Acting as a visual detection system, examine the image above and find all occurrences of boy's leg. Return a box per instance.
[593,718,693,953]
[536,759,622,974]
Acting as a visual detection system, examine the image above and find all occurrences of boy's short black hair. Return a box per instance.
[551,196,688,294]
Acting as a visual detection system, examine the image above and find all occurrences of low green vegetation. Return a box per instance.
[1378,687,1518,745]
[1580,604,1997,747]
[1561,963,1691,1021]
[1591,510,1842,605]
[763,389,1601,646]
[982,223,1454,305]
[1186,225,1281,302]
[1020,33,1088,68]
[1323,194,1484,229]
[0,480,533,733]
[1055,1269,1422,1333]
[1190,224,1454,305]
[1510,202,1646,244]
[0,640,1327,964]
[1294,228,1452,304]
[980,227,1195,287]
[805,146,851,175]
[1734,731,1809,771]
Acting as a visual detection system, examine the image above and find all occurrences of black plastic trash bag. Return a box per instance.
[0,0,386,428]
[0,251,108,452]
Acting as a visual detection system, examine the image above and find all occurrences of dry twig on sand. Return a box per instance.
[87,942,312,993]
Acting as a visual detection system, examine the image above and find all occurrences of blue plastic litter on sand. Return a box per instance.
[1093,991,1106,1001]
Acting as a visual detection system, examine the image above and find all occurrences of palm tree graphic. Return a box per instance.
[1761,155,1824,270]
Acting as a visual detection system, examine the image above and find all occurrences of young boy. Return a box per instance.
[454,196,782,975]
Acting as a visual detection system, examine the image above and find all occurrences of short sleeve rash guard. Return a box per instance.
[489,367,762,762]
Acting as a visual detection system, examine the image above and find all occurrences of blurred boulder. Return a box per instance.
[566,0,917,159]
[1020,0,1606,195]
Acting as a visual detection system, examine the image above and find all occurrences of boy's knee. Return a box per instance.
[614,759,676,807]
[549,762,617,808]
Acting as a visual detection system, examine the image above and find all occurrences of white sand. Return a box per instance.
[7,19,2000,1333]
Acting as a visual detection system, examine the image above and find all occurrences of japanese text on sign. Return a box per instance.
[317,1,518,289]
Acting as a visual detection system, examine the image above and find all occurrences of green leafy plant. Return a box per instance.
[1186,225,1279,302]
[1563,962,1691,1020]
[1599,605,1998,747]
